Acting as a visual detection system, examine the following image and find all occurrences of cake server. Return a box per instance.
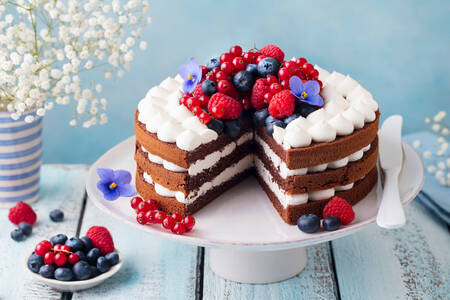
[377,115,406,229]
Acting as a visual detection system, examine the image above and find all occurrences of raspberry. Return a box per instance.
[8,201,36,225]
[86,226,115,255]
[259,45,285,62]
[193,84,204,97]
[250,78,269,109]
[268,90,295,118]
[208,93,242,120]
[323,196,355,225]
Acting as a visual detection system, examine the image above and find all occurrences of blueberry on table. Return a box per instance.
[11,228,26,241]
[87,248,101,265]
[323,216,341,231]
[105,252,119,266]
[65,237,84,252]
[54,268,73,281]
[96,256,111,273]
[257,57,281,77]
[18,222,32,236]
[27,253,44,273]
[39,264,55,279]
[80,236,93,252]
[50,234,68,245]
[73,261,92,280]
[49,209,64,222]
[297,214,321,233]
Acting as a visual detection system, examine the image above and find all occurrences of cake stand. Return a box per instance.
[86,136,424,284]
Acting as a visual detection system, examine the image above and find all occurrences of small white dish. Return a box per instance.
[26,250,122,292]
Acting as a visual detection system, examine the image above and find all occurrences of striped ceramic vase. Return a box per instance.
[0,111,42,207]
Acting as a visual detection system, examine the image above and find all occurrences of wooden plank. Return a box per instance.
[0,164,88,300]
[203,243,338,300]
[332,201,450,300]
[72,195,198,300]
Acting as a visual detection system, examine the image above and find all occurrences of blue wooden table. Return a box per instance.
[1,165,449,300]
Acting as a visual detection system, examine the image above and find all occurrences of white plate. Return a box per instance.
[26,250,122,292]
[86,136,424,251]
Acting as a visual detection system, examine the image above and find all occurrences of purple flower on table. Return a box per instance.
[178,57,202,93]
[289,76,324,107]
[96,168,135,201]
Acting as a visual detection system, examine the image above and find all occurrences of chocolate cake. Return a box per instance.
[134,45,380,225]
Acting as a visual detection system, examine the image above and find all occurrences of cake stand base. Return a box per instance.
[209,247,307,284]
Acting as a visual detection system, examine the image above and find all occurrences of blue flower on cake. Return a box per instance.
[289,76,324,107]
[96,168,135,201]
[178,57,202,93]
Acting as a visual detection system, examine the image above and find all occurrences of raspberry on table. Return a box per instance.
[8,201,36,225]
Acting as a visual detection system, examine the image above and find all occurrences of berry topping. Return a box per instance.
[220,61,233,74]
[283,113,300,125]
[217,80,233,94]
[224,120,241,137]
[193,84,204,97]
[233,71,255,92]
[259,44,285,62]
[229,45,243,57]
[265,119,285,136]
[232,56,246,71]
[250,78,269,109]
[297,214,320,233]
[49,209,64,222]
[297,103,317,117]
[208,93,242,120]
[207,118,224,135]
[323,197,355,225]
[257,57,281,77]
[206,58,220,71]
[86,226,115,255]
[245,64,258,76]
[252,108,269,127]
[201,80,217,96]
[8,201,36,225]
[323,216,341,231]
[220,52,233,64]
[268,90,295,118]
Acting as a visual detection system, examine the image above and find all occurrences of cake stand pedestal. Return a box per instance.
[86,136,424,284]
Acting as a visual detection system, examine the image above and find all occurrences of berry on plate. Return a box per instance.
[130,196,143,210]
[96,256,111,273]
[80,236,94,252]
[323,216,341,231]
[86,226,115,255]
[27,253,44,273]
[87,248,101,265]
[182,216,195,232]
[54,267,73,281]
[323,196,355,225]
[259,44,285,62]
[35,240,52,256]
[297,214,320,233]
[172,222,186,235]
[105,252,120,266]
[268,90,295,118]
[49,209,64,222]
[65,237,84,252]
[8,201,36,225]
[73,261,91,280]
[39,264,55,279]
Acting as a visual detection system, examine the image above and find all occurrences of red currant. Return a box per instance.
[270,83,282,94]
[284,61,298,74]
[217,80,232,94]
[232,57,246,71]
[256,55,266,64]
[179,95,189,106]
[186,97,201,110]
[198,95,209,108]
[295,57,307,66]
[296,69,306,80]
[311,69,319,80]
[182,216,196,232]
[199,112,211,124]
[53,244,62,251]
[162,216,176,230]
[191,106,202,116]
[137,200,151,213]
[317,80,323,89]
[172,222,186,235]
[130,196,143,210]
[136,211,147,225]
[205,74,215,81]
[243,52,254,63]
[200,65,207,77]
[220,61,233,74]
[60,245,71,253]
[278,67,290,81]
[154,211,167,224]
[171,213,183,223]
[242,98,252,110]
[229,45,243,57]
[220,53,233,64]
[54,253,67,266]
[301,63,314,75]
[145,210,157,224]
[212,67,221,75]
[263,92,273,103]
[280,80,290,89]
[215,71,228,81]
[35,240,52,257]
[68,253,80,265]
[265,75,278,85]
[146,199,159,210]
[44,252,55,264]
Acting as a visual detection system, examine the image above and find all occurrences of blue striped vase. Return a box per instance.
[0,111,42,208]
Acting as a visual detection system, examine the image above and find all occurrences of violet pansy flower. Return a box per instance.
[96,168,135,201]
[178,57,202,93]
[289,76,324,107]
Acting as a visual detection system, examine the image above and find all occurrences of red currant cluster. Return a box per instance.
[130,196,195,235]
[35,240,80,266]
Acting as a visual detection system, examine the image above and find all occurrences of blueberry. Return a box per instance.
[297,103,317,118]
[80,236,93,252]
[232,71,255,92]
[284,113,300,125]
[50,234,68,246]
[252,108,269,127]
[27,253,44,273]
[266,120,285,136]
[65,237,84,252]
[323,216,341,231]
[224,120,241,137]
[73,261,91,280]
[90,265,100,278]
[245,64,258,76]
[206,58,220,71]
[201,80,217,96]
[75,250,87,262]
[54,267,73,281]
[236,111,248,127]
[87,248,101,265]
[39,264,55,279]
[11,228,26,241]
[49,209,64,222]
[105,252,119,266]
[257,57,281,77]
[297,214,321,233]
[18,222,32,236]
[265,115,278,126]
[96,256,111,273]
[207,118,224,135]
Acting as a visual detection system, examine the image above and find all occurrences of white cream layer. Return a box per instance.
[143,154,254,204]
[255,134,371,178]
[141,132,253,176]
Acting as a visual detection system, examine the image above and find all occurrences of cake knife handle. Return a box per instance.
[376,168,405,229]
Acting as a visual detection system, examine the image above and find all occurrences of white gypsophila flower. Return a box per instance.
[139,41,147,51]
[438,137,445,143]
[69,119,77,126]
[441,143,448,151]
[423,151,432,159]
[427,165,436,174]
[433,111,446,122]
[425,118,431,124]
[436,150,444,156]
[105,72,112,79]
[95,84,102,93]
[413,140,421,148]
[442,128,449,135]
[437,161,446,170]
[447,158,450,167]
[435,170,444,179]
[432,124,440,132]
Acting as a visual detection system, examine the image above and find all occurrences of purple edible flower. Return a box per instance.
[289,76,324,107]
[178,57,202,93]
[96,168,135,201]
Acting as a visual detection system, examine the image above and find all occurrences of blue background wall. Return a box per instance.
[42,0,450,164]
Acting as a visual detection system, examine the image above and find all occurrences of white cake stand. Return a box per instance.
[86,136,424,284]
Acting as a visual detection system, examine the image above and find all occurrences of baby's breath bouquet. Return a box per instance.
[0,0,151,127]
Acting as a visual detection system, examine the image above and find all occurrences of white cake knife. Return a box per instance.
[376,115,406,229]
